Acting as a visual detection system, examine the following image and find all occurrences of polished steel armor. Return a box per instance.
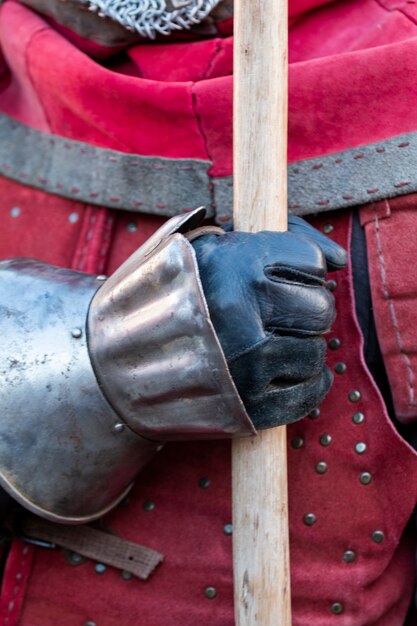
[88,209,255,441]
[0,208,254,523]
[0,259,158,523]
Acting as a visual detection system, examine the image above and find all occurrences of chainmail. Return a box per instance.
[81,0,223,38]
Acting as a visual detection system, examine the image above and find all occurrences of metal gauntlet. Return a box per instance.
[0,209,253,524]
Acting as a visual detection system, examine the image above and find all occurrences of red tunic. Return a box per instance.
[1,1,417,624]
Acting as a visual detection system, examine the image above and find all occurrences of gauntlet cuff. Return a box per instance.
[89,208,255,442]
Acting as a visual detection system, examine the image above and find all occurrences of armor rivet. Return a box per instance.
[96,275,107,281]
[71,328,82,339]
[355,442,367,454]
[223,523,233,536]
[95,563,106,575]
[331,602,344,615]
[67,552,85,566]
[121,570,133,580]
[359,472,373,485]
[84,621,97,626]
[143,500,155,512]
[326,279,337,292]
[352,412,365,424]
[204,586,217,599]
[303,513,317,526]
[315,461,328,474]
[372,530,385,543]
[68,212,79,224]
[291,436,304,449]
[319,434,332,447]
[328,338,341,350]
[199,477,211,489]
[343,550,356,563]
[334,362,347,375]
[308,408,320,419]
[323,224,334,234]
[127,222,137,233]
[349,390,361,403]
[112,423,124,434]
[10,207,21,218]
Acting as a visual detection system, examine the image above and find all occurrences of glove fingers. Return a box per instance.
[262,279,336,335]
[288,215,348,271]
[243,366,333,430]
[254,231,328,280]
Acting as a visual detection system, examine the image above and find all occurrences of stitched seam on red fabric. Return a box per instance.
[190,88,215,208]
[2,544,31,626]
[191,90,211,162]
[74,207,97,272]
[373,202,416,407]
[199,40,223,81]
[97,213,115,274]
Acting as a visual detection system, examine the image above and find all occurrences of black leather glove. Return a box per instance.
[192,216,347,429]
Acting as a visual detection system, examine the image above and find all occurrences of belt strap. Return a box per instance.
[19,515,163,580]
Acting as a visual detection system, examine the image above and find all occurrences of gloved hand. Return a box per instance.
[0,209,344,525]
[192,216,347,429]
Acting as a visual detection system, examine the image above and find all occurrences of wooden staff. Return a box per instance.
[232,1,291,625]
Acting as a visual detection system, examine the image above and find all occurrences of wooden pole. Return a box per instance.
[232,1,291,625]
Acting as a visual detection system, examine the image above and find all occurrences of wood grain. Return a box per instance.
[232,0,291,624]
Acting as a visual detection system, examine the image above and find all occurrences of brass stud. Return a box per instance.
[349,390,361,403]
[121,570,133,580]
[331,602,344,615]
[315,461,328,474]
[10,207,21,218]
[143,500,155,512]
[359,472,373,485]
[319,433,332,447]
[291,437,304,449]
[127,222,137,233]
[303,513,317,526]
[323,224,334,234]
[85,621,97,626]
[334,362,347,375]
[354,442,367,454]
[372,530,385,543]
[71,328,82,339]
[343,550,356,563]
[95,563,106,575]
[352,412,365,424]
[326,279,337,292]
[199,477,211,489]
[308,408,320,419]
[205,586,217,599]
[328,338,341,350]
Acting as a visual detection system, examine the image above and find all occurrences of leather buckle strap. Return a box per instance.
[18,515,163,580]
